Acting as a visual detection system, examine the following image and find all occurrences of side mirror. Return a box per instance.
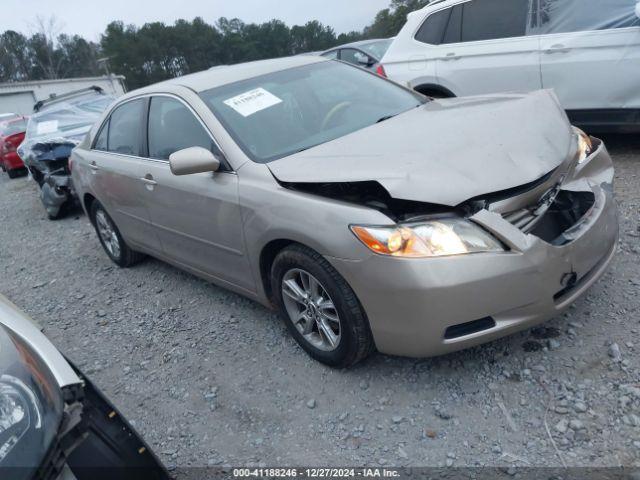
[169,147,221,176]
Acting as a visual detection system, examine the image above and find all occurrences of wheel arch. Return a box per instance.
[414,83,456,98]
[259,239,297,304]
[83,193,98,224]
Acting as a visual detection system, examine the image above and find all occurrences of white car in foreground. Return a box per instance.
[382,0,640,131]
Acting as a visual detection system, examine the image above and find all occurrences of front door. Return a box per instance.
[140,95,254,292]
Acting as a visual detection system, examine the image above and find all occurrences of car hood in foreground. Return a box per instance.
[268,90,574,207]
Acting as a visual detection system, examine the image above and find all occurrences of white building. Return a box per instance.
[0,75,127,115]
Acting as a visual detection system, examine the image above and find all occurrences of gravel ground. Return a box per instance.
[0,134,639,470]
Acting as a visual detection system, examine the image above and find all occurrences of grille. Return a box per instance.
[502,183,563,233]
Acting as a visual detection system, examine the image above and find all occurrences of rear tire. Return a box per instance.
[7,169,21,179]
[271,244,375,368]
[90,201,145,268]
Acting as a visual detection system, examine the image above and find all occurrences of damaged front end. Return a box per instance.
[278,180,452,222]
[476,134,614,249]
[279,128,611,256]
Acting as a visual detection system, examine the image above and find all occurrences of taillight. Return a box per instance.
[376,64,387,77]
[4,134,22,153]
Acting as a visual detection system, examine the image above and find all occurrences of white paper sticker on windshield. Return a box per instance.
[224,88,282,117]
[36,120,59,135]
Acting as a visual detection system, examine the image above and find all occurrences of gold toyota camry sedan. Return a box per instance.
[71,56,618,367]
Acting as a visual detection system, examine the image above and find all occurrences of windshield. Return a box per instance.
[359,39,393,59]
[200,61,423,163]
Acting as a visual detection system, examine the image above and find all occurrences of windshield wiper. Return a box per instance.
[376,114,397,124]
[376,104,423,124]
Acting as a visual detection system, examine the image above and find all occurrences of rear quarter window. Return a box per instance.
[415,8,453,45]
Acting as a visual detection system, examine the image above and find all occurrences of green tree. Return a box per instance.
[57,35,101,78]
[363,0,429,38]
[0,31,32,81]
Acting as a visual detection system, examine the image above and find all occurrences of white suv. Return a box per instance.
[382,0,640,131]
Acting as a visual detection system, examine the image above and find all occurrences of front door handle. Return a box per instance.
[545,44,571,54]
[141,174,157,190]
[443,52,460,61]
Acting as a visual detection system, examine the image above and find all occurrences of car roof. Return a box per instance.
[139,55,328,94]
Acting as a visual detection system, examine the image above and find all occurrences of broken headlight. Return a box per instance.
[574,127,593,165]
[0,325,64,478]
[351,218,505,258]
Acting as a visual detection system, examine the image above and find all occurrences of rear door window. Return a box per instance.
[461,0,529,42]
[443,5,463,44]
[94,120,109,151]
[147,96,217,161]
[107,99,146,156]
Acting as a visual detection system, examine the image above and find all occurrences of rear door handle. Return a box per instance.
[545,44,571,54]
[89,161,100,173]
[443,52,460,61]
[141,174,157,190]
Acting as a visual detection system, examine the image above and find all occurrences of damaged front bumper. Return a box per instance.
[328,139,618,358]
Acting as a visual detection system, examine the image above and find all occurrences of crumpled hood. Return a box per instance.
[268,90,574,207]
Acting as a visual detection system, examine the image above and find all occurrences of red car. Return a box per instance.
[0,115,28,178]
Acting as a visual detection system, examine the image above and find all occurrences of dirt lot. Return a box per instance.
[0,134,639,470]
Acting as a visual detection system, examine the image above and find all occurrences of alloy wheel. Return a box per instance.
[281,268,342,352]
[95,210,121,259]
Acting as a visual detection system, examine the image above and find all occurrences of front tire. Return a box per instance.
[90,201,145,268]
[271,245,374,368]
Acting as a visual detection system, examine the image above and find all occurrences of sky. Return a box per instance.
[0,0,392,40]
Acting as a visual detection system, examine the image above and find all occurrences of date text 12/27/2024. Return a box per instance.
[233,468,401,478]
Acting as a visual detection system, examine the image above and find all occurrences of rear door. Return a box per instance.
[431,0,542,95]
[534,0,640,111]
[139,95,254,291]
[90,98,162,252]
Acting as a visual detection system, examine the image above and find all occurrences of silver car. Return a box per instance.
[71,56,618,368]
